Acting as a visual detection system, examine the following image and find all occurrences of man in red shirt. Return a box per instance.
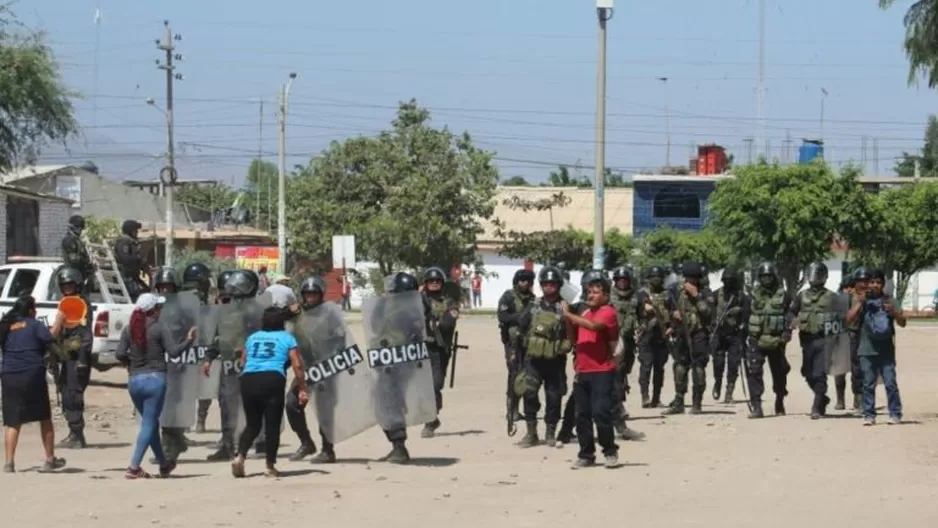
[562,275,620,469]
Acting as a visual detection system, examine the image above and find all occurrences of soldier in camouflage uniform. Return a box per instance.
[497,269,537,425]
[60,215,94,294]
[662,261,715,415]
[420,267,460,438]
[634,265,671,408]
[609,266,638,431]
[745,262,793,419]
[114,219,150,301]
[788,262,839,419]
[711,267,751,403]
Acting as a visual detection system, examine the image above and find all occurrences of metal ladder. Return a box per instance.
[81,234,131,304]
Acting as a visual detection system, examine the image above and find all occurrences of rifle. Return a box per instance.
[506,333,524,437]
[668,286,697,362]
[448,331,468,389]
[708,293,737,352]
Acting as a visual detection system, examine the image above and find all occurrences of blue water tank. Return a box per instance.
[798,139,824,164]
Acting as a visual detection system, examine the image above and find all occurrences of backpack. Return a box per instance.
[863,297,893,342]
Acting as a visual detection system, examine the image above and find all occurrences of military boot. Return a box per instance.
[641,390,652,408]
[421,419,441,438]
[310,441,336,464]
[748,401,764,419]
[662,397,685,415]
[712,379,722,401]
[206,443,234,462]
[723,382,735,404]
[544,424,557,446]
[382,441,410,464]
[517,421,539,448]
[57,431,85,449]
[690,390,704,415]
[774,395,786,416]
[650,387,663,408]
[289,439,317,462]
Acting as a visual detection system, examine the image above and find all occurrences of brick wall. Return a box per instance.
[39,200,71,258]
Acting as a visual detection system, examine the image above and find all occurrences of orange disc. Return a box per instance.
[59,296,88,327]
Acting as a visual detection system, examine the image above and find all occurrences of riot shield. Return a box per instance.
[362,290,437,431]
[292,302,377,444]
[195,303,219,401]
[824,292,852,376]
[214,295,268,441]
[158,291,202,429]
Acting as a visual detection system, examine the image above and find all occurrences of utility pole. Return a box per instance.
[757,0,766,158]
[820,88,828,143]
[861,136,868,173]
[743,137,754,164]
[873,138,880,175]
[593,0,614,271]
[155,20,182,267]
[256,99,263,230]
[782,130,793,164]
[277,73,297,274]
[658,76,671,167]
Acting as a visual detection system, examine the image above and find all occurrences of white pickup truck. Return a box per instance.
[0,261,134,371]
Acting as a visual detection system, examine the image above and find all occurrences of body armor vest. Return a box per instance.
[796,288,835,335]
[524,300,572,359]
[748,287,787,347]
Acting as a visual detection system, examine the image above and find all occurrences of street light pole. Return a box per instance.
[820,87,828,145]
[593,0,614,271]
[156,20,182,267]
[277,72,297,274]
[658,76,670,167]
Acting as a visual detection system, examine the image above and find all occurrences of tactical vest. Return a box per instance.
[611,288,637,336]
[797,288,835,335]
[715,289,743,333]
[524,301,572,359]
[676,291,704,332]
[640,288,670,326]
[505,290,532,342]
[748,287,787,347]
[425,295,448,344]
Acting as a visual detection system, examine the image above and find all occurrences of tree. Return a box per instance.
[0,6,77,172]
[636,227,731,271]
[173,183,239,220]
[880,1,938,88]
[845,182,938,303]
[541,165,631,188]
[894,115,938,177]
[83,215,120,244]
[707,163,847,294]
[501,175,531,186]
[286,100,499,274]
[244,159,280,229]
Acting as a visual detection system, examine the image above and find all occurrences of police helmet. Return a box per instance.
[68,215,85,231]
[647,265,667,279]
[673,262,684,276]
[423,267,447,284]
[217,270,236,294]
[512,269,535,285]
[612,266,633,282]
[806,262,828,287]
[682,261,703,279]
[153,267,180,290]
[183,262,212,286]
[225,269,260,298]
[721,267,741,283]
[538,266,564,285]
[57,267,83,288]
[300,276,326,295]
[581,269,607,286]
[757,262,777,278]
[853,266,873,281]
[387,272,419,293]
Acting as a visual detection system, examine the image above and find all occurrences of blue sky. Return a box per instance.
[25,0,933,184]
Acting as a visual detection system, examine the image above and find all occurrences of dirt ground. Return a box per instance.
[2,314,938,527]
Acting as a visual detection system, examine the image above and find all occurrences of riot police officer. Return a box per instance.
[182,262,213,304]
[54,268,93,449]
[421,267,459,438]
[662,261,715,415]
[196,268,235,434]
[634,265,671,408]
[788,262,839,419]
[746,262,793,418]
[497,269,536,426]
[711,267,751,403]
[515,266,572,447]
[114,219,149,301]
[610,265,638,426]
[60,215,93,294]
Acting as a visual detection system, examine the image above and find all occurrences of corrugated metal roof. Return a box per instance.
[0,164,71,184]
[482,186,633,242]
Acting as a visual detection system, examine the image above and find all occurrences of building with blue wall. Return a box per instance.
[631,175,731,237]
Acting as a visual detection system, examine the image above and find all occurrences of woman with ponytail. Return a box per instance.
[115,293,196,479]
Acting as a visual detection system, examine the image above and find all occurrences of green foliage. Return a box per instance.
[501,175,531,186]
[880,0,938,88]
[170,247,236,278]
[894,115,938,177]
[285,100,499,274]
[82,216,120,244]
[0,6,78,171]
[635,227,731,271]
[244,159,279,229]
[707,162,846,293]
[173,183,239,217]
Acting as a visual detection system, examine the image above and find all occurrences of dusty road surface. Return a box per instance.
[2,314,938,527]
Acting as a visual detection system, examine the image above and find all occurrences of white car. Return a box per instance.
[0,261,134,371]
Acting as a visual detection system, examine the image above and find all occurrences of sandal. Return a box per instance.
[125,467,152,480]
[38,457,67,473]
[264,466,281,478]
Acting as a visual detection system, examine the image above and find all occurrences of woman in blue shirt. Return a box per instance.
[0,296,67,473]
[231,307,308,478]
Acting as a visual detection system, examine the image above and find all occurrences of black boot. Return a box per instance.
[421,419,441,439]
[712,378,722,401]
[662,396,685,415]
[774,395,786,416]
[723,382,735,404]
[194,417,207,434]
[206,443,234,462]
[690,390,703,415]
[311,440,336,463]
[544,424,557,446]
[641,390,652,408]
[57,431,85,449]
[834,376,846,411]
[382,441,410,464]
[289,439,317,462]
[517,421,539,448]
[748,401,764,419]
[650,387,663,408]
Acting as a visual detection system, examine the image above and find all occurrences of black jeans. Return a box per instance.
[574,371,619,460]
[237,371,286,466]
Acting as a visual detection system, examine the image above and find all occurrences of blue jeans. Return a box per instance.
[128,372,168,469]
[860,355,902,419]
